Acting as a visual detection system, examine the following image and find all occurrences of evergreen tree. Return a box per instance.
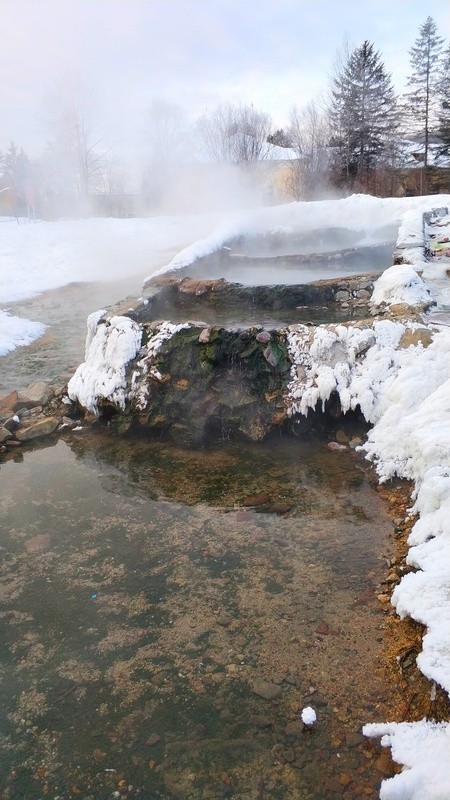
[329,40,397,188]
[437,44,450,158]
[403,16,445,167]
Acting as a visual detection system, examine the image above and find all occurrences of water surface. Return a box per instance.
[0,431,396,799]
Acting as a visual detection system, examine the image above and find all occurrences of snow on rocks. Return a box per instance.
[130,321,191,410]
[286,319,407,421]
[68,313,143,413]
[370,264,431,309]
[363,720,450,800]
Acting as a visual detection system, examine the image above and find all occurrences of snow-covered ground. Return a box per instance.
[0,213,217,356]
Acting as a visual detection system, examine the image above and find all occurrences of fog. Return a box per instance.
[1,0,449,220]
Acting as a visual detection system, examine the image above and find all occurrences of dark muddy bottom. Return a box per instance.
[0,430,397,799]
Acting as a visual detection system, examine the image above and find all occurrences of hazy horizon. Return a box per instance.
[1,0,449,160]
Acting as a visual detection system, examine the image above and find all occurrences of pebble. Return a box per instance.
[327,441,347,451]
[316,621,330,635]
[251,679,282,701]
[285,720,303,738]
[242,492,271,507]
[217,614,232,627]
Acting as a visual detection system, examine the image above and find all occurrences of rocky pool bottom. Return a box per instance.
[2,427,449,800]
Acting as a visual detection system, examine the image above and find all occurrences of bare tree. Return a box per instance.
[142,99,191,210]
[288,101,330,199]
[197,103,273,164]
[44,75,110,197]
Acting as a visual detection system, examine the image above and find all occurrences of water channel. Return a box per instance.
[0,428,398,800]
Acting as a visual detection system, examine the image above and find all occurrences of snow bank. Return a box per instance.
[286,313,450,798]
[67,313,142,413]
[0,309,46,356]
[394,206,450,308]
[363,720,450,800]
[0,214,216,306]
[364,330,450,483]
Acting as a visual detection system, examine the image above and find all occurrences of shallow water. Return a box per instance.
[0,272,148,395]
[0,430,396,799]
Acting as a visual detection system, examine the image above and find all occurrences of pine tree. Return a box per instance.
[437,44,450,158]
[329,40,397,188]
[403,16,445,168]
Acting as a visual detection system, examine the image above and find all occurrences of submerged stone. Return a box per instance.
[251,680,282,701]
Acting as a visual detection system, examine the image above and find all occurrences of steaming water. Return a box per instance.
[0,430,396,799]
[1,242,394,395]
[188,243,394,286]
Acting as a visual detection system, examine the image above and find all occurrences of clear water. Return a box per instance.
[0,430,397,799]
[0,274,146,395]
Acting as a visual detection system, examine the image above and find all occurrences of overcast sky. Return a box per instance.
[1,0,449,157]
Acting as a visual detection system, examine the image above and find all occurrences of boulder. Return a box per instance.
[0,390,20,414]
[15,416,59,441]
[0,426,12,443]
[18,381,53,407]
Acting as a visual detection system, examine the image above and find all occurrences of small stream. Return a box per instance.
[0,429,397,800]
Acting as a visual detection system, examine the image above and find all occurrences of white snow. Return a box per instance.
[146,194,450,283]
[0,309,46,356]
[67,314,142,413]
[371,264,431,308]
[286,319,408,422]
[363,720,450,800]
[0,214,216,356]
[68,317,191,414]
[301,706,317,725]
